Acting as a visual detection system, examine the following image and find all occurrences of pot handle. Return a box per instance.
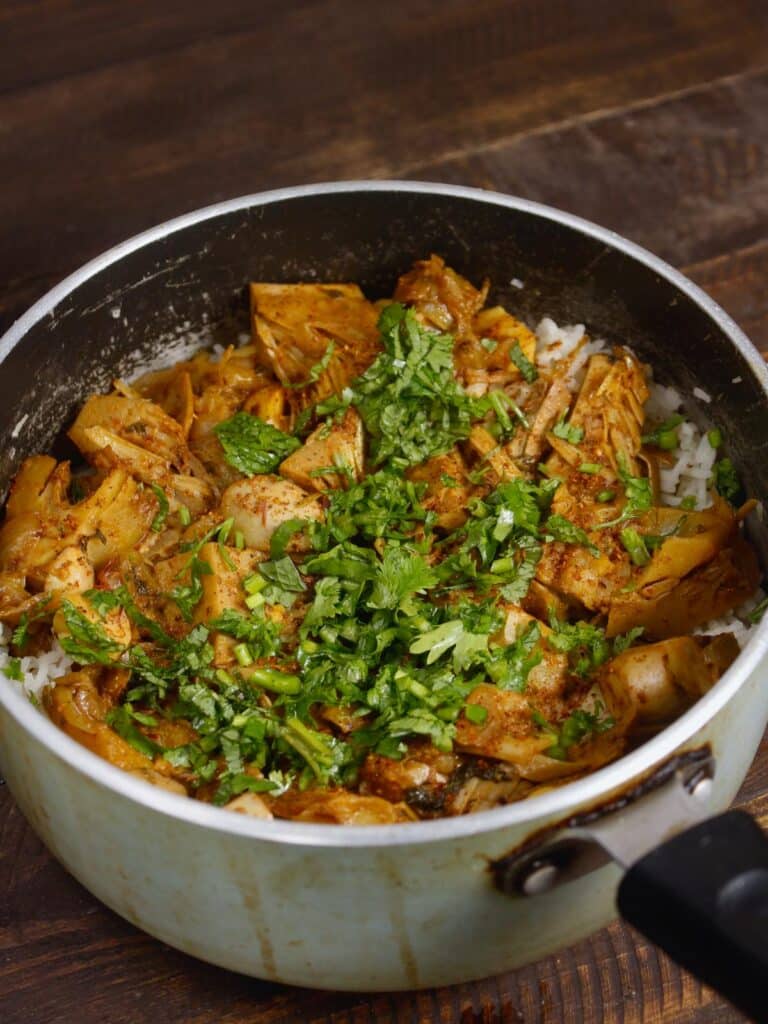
[617,808,768,1024]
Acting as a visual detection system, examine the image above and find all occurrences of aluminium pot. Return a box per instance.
[1,182,768,1011]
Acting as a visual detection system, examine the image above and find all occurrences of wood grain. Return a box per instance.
[2,0,768,332]
[1,1,768,1022]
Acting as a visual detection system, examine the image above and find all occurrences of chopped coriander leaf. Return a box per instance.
[86,588,124,617]
[711,457,741,504]
[642,414,684,450]
[213,773,278,806]
[107,705,164,759]
[270,517,309,558]
[485,621,542,691]
[209,609,281,659]
[542,705,615,760]
[547,613,643,676]
[544,515,600,557]
[679,495,698,510]
[11,597,52,649]
[347,304,479,470]
[2,657,24,682]
[150,484,170,532]
[708,428,723,449]
[619,527,651,567]
[552,417,584,445]
[509,342,538,383]
[171,556,212,622]
[368,544,438,611]
[214,412,301,476]
[486,389,529,430]
[286,341,335,389]
[409,619,486,670]
[58,600,124,665]
[497,544,542,604]
[612,626,645,655]
[597,455,652,529]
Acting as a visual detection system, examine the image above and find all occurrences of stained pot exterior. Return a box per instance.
[1,183,767,990]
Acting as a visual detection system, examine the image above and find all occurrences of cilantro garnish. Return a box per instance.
[498,544,542,604]
[58,600,125,666]
[509,342,538,383]
[214,412,301,476]
[347,304,479,469]
[2,657,24,682]
[544,515,599,557]
[597,455,652,529]
[552,416,584,445]
[11,597,52,649]
[47,277,700,811]
[106,704,164,759]
[534,704,615,760]
[286,340,335,389]
[368,545,438,611]
[711,457,741,504]
[547,612,642,676]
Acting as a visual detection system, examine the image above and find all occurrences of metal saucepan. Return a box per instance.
[2,182,768,1019]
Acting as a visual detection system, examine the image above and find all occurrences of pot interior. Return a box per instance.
[2,186,767,560]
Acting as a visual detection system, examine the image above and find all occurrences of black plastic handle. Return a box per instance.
[617,809,768,1023]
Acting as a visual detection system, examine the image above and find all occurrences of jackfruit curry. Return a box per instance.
[0,257,761,823]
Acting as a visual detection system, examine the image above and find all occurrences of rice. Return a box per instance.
[695,590,765,650]
[535,317,587,368]
[0,623,73,705]
[634,379,718,510]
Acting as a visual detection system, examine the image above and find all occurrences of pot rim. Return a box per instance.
[1,178,767,849]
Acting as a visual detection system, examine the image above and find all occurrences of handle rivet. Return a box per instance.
[520,862,559,896]
[691,777,713,801]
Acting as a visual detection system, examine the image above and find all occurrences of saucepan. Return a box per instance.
[1,182,768,1019]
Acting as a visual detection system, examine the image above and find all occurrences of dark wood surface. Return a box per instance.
[1,2,768,1021]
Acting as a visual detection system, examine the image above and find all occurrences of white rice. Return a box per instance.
[535,317,587,368]
[695,590,765,650]
[639,383,718,511]
[0,622,73,705]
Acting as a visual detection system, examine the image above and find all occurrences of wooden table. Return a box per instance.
[1,2,767,1020]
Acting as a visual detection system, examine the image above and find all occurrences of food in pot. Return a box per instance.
[0,256,762,823]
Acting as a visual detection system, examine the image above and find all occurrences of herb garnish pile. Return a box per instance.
[41,304,662,806]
